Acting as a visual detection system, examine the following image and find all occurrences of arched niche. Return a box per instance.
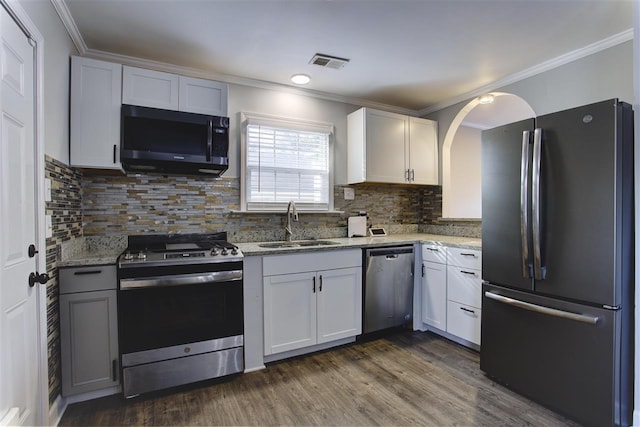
[441,92,535,220]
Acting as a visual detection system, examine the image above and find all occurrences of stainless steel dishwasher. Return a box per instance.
[364,246,414,333]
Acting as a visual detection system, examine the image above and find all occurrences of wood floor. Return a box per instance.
[59,331,579,426]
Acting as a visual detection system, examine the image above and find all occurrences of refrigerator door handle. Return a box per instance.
[520,130,531,278]
[484,291,600,325]
[532,128,546,280]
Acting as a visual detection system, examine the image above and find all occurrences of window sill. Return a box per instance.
[230,210,344,215]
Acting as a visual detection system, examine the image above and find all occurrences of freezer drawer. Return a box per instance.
[481,283,629,427]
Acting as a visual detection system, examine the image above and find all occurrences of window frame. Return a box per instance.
[240,112,335,212]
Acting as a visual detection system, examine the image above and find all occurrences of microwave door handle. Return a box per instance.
[207,119,213,162]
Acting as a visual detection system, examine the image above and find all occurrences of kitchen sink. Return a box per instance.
[258,240,339,248]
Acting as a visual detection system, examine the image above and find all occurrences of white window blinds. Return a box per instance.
[243,113,333,211]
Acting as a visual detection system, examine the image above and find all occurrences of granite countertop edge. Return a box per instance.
[57,233,481,267]
[236,233,481,256]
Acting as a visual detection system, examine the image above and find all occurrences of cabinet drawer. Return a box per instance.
[447,266,481,308]
[263,249,361,276]
[422,244,447,264]
[59,265,117,294]
[447,301,481,346]
[447,247,481,270]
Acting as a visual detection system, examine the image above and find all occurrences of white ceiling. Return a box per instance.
[61,0,632,114]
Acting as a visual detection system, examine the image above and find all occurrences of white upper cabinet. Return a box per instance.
[123,66,228,116]
[347,107,438,185]
[179,76,228,116]
[70,56,122,170]
[122,66,179,110]
[408,117,438,185]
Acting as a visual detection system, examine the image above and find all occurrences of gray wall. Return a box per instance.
[426,40,633,179]
[19,0,78,165]
[227,84,360,184]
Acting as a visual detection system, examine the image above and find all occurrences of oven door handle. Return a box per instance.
[120,270,243,290]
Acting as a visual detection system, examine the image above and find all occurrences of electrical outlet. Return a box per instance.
[344,188,355,200]
[45,215,52,238]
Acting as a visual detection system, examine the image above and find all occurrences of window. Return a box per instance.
[241,112,334,211]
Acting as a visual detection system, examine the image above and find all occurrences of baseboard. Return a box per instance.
[65,385,121,405]
[263,337,356,364]
[48,394,67,427]
[244,365,266,374]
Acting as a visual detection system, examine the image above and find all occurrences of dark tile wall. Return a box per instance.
[44,156,83,405]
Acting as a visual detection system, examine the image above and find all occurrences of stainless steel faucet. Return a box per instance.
[284,200,299,242]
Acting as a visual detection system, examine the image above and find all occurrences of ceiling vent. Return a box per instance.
[309,53,350,69]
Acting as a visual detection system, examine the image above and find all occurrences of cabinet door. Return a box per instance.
[408,117,438,185]
[263,272,317,355]
[365,109,408,183]
[70,56,122,169]
[179,76,228,116]
[317,267,362,344]
[421,261,447,330]
[60,290,119,396]
[122,66,179,110]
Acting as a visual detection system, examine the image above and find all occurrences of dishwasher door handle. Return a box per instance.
[385,254,399,260]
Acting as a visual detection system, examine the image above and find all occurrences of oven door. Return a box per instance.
[118,262,243,356]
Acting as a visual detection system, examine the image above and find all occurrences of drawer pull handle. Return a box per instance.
[460,307,476,314]
[460,270,477,276]
[426,248,439,252]
[112,359,117,381]
[73,269,103,276]
[312,276,316,293]
[460,253,477,257]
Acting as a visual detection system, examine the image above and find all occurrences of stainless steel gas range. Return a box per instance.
[117,232,243,398]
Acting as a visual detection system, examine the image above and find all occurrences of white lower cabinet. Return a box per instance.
[420,245,482,348]
[263,249,362,356]
[421,245,447,330]
[445,247,482,346]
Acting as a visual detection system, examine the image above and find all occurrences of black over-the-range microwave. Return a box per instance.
[120,104,230,176]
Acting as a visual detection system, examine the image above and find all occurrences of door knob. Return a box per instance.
[28,272,49,287]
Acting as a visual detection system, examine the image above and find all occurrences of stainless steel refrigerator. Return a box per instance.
[480,99,634,427]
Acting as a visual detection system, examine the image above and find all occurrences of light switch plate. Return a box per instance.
[44,178,52,202]
[344,188,355,200]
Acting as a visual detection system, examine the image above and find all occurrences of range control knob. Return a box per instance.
[210,248,219,256]
[124,251,133,260]
[231,247,238,256]
[221,248,229,256]
[137,251,147,260]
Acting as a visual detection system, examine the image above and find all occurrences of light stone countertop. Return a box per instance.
[236,233,481,256]
[56,233,481,267]
[57,235,127,268]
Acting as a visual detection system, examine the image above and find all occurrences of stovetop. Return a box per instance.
[118,232,243,268]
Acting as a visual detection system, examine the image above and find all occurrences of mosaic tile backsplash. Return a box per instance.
[45,156,83,405]
[81,172,480,241]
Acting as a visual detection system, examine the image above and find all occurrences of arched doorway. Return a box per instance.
[441,92,535,219]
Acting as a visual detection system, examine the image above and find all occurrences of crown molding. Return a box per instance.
[52,0,632,118]
[418,28,633,117]
[50,0,87,54]
[83,48,419,116]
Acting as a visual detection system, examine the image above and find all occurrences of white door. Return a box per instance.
[0,6,40,426]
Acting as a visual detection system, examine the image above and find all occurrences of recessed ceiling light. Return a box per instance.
[478,94,495,104]
[291,74,311,85]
